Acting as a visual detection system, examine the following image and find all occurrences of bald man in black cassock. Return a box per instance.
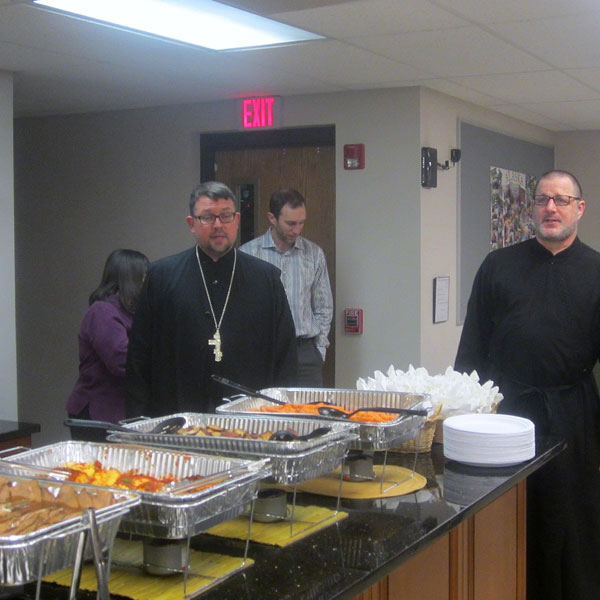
[455,170,600,600]
[126,181,297,417]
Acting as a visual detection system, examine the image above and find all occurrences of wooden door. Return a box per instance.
[214,145,336,386]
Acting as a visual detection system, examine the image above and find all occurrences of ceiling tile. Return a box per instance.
[349,27,551,78]
[431,0,599,24]
[487,103,571,130]
[272,0,467,38]
[449,70,600,104]
[493,13,600,69]
[419,79,503,106]
[512,99,600,130]
[564,68,600,93]
[239,39,422,85]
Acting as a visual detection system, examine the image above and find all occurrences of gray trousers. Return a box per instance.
[296,337,324,387]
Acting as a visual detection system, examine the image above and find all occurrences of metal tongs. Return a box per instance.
[69,509,110,600]
[162,465,250,495]
[0,458,71,480]
[212,375,287,405]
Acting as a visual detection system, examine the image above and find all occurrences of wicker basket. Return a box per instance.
[392,405,442,454]
[432,402,500,446]
[433,420,445,444]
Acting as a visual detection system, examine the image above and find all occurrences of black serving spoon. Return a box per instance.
[269,426,332,442]
[64,416,187,435]
[212,374,287,405]
[317,406,428,419]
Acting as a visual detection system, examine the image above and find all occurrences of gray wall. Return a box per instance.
[14,88,422,445]
[458,122,554,322]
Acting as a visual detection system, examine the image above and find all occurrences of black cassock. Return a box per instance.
[126,247,298,417]
[456,237,600,600]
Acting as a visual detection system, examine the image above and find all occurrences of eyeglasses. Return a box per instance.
[533,194,581,206]
[193,212,237,225]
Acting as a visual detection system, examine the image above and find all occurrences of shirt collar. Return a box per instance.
[532,236,581,259]
[265,228,302,252]
[196,246,236,267]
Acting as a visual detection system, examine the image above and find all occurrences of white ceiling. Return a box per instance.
[2,0,600,131]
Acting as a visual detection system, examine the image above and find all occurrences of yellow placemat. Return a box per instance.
[205,504,347,547]
[44,538,253,600]
[296,465,426,499]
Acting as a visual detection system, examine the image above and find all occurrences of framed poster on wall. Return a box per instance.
[490,167,537,250]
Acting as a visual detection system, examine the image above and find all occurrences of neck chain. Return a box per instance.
[195,247,237,362]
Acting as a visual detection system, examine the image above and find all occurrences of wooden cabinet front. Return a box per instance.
[355,481,526,600]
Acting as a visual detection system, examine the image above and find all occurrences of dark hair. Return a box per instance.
[269,189,306,219]
[189,181,239,214]
[535,169,583,198]
[89,249,149,314]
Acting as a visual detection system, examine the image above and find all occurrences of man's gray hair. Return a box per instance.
[189,181,239,214]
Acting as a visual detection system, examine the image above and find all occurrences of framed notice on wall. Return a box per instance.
[433,277,450,323]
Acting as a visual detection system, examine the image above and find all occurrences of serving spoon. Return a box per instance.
[212,375,286,405]
[64,416,187,435]
[317,406,428,419]
[269,426,332,442]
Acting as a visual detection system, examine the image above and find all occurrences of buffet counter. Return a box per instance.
[24,434,562,600]
[0,420,40,452]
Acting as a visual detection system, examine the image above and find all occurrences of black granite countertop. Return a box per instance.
[11,435,563,600]
[0,420,40,443]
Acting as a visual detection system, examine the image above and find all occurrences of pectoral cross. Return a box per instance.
[208,330,223,362]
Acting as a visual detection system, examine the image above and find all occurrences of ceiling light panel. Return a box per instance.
[33,0,324,50]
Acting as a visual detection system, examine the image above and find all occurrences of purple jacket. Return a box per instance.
[65,295,132,423]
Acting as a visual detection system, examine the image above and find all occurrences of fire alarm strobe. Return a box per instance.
[343,144,365,170]
[344,308,363,334]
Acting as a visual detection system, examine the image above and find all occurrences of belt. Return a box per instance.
[297,337,315,344]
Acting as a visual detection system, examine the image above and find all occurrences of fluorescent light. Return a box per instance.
[33,0,324,50]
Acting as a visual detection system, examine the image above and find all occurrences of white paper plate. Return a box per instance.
[444,414,534,435]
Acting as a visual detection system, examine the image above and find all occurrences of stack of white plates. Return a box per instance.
[443,414,535,467]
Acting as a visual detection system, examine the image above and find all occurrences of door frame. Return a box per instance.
[200,125,337,386]
[200,126,335,180]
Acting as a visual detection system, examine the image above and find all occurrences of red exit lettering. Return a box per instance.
[242,97,275,128]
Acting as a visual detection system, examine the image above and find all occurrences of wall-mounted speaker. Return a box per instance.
[421,147,437,188]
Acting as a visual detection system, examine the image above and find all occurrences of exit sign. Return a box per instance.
[240,96,281,129]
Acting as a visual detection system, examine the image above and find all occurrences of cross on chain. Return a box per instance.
[208,330,223,362]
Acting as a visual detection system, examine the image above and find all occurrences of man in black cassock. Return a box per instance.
[455,170,600,600]
[126,181,298,417]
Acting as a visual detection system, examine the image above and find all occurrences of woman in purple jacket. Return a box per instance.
[66,249,149,441]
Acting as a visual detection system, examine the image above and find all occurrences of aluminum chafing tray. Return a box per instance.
[2,441,271,539]
[108,413,359,485]
[216,388,431,450]
[0,474,138,586]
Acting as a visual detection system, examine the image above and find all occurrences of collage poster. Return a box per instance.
[490,166,537,250]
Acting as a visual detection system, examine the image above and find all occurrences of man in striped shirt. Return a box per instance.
[240,189,333,387]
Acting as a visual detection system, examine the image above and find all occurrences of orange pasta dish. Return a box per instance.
[249,402,398,423]
[63,460,177,493]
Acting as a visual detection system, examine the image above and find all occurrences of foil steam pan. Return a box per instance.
[107,413,359,484]
[0,475,138,586]
[217,388,430,450]
[3,441,270,539]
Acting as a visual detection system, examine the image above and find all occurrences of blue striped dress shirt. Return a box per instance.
[240,229,333,359]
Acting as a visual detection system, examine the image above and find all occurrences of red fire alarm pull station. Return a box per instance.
[344,308,363,334]
[343,144,365,170]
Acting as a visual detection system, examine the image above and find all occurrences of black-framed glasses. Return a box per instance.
[533,194,581,206]
[194,212,237,225]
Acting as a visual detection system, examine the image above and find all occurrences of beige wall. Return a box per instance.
[418,88,554,375]
[0,70,16,420]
